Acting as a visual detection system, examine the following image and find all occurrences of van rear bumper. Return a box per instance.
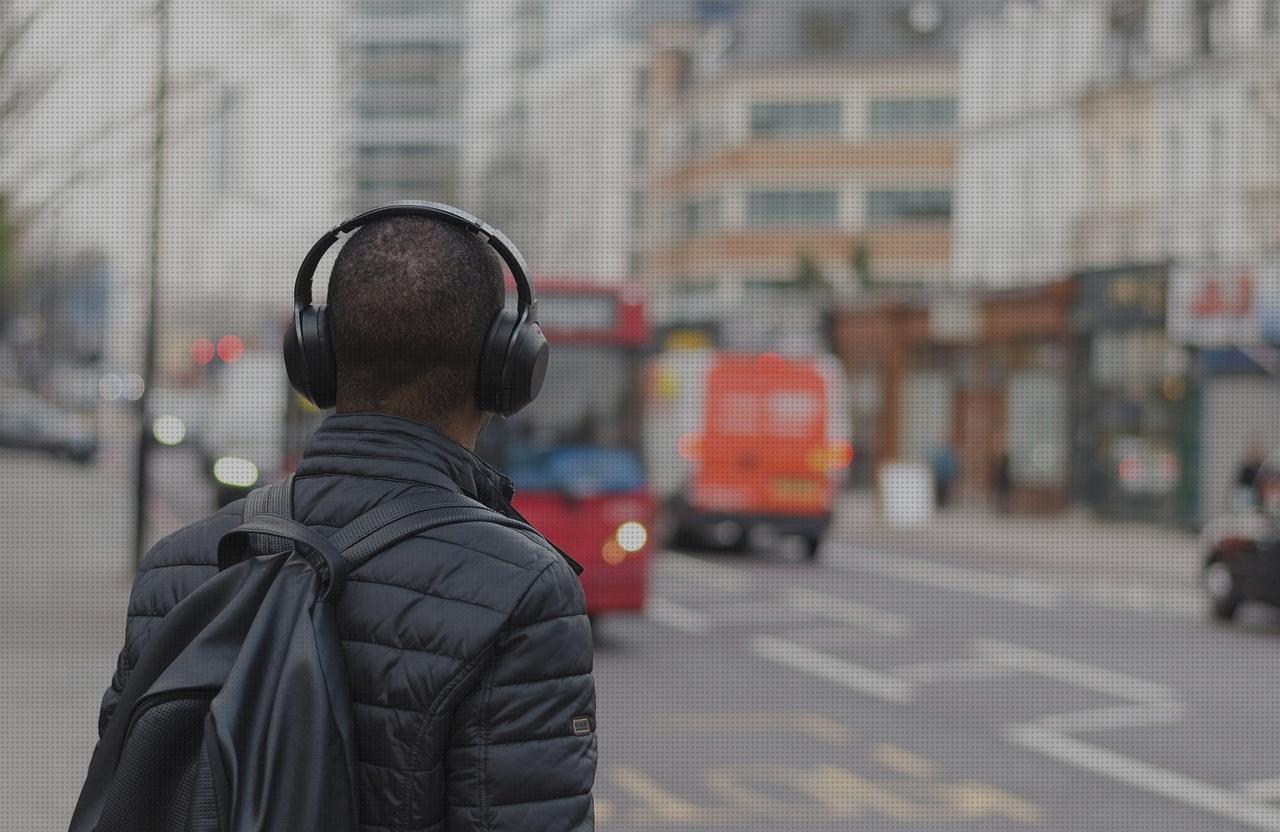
[673,504,830,547]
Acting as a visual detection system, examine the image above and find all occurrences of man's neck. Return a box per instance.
[335,404,483,451]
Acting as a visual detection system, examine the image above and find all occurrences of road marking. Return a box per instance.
[664,712,853,745]
[783,587,915,636]
[608,767,707,824]
[1074,582,1203,617]
[871,743,936,778]
[750,636,916,704]
[658,552,750,592]
[1033,703,1185,733]
[1238,778,1280,802]
[834,550,1201,616]
[1006,724,1280,831]
[893,657,1015,684]
[975,640,1177,706]
[840,551,1065,609]
[646,597,711,634]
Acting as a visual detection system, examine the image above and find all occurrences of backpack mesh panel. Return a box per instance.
[97,696,221,832]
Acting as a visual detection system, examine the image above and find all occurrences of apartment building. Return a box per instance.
[636,0,1001,333]
[343,0,467,211]
[955,0,1280,286]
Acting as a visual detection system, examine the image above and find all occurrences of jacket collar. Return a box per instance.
[298,412,515,508]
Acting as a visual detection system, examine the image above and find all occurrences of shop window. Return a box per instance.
[1007,370,1069,486]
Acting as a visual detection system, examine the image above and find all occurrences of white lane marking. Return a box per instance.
[975,640,1178,706]
[839,551,1065,609]
[1238,778,1280,803]
[892,657,1015,685]
[1006,725,1280,832]
[1073,582,1204,617]
[749,636,916,704]
[834,549,1201,617]
[1033,703,1185,734]
[658,551,750,592]
[646,597,711,634]
[782,587,914,637]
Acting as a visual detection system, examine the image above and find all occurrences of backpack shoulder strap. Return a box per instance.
[243,475,295,556]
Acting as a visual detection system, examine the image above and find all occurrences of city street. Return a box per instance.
[9,447,1280,831]
[596,531,1280,830]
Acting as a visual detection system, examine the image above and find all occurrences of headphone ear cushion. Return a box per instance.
[500,323,548,417]
[477,310,517,414]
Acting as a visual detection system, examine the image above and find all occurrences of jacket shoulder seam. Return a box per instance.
[343,577,511,614]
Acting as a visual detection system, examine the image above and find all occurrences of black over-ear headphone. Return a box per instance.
[283,201,549,417]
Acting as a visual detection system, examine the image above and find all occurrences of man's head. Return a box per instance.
[327,215,505,442]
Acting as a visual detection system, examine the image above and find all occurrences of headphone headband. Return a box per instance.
[292,200,536,315]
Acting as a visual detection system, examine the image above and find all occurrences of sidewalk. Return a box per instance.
[832,492,1201,589]
[2,452,133,832]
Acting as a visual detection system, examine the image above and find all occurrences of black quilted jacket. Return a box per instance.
[99,412,597,832]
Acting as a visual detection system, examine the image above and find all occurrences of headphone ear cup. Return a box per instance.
[306,305,338,409]
[477,310,517,414]
[285,305,338,409]
[500,323,548,417]
[284,310,309,401]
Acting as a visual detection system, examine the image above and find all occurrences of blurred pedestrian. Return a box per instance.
[930,443,959,509]
[86,206,597,831]
[991,449,1013,514]
[1234,442,1267,513]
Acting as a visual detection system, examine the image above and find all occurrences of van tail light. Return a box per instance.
[808,440,854,472]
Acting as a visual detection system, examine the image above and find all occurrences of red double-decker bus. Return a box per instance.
[475,280,655,617]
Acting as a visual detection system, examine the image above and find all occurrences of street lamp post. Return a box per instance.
[133,0,169,565]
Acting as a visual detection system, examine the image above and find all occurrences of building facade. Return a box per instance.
[955,0,1280,523]
[636,0,1002,339]
[343,0,468,212]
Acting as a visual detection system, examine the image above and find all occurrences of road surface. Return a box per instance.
[7,447,1280,831]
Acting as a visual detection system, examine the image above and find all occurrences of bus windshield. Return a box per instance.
[478,344,644,495]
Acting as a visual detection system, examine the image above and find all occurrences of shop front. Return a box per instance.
[1169,261,1280,526]
[832,282,1075,513]
[1071,265,1195,526]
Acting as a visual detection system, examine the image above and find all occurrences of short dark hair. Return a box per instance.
[327,215,505,418]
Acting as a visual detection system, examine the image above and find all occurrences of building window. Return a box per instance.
[356,144,451,160]
[799,8,846,53]
[356,86,459,118]
[867,98,957,133]
[680,196,721,234]
[357,42,461,84]
[746,190,839,226]
[866,189,952,223]
[354,0,462,15]
[750,101,842,138]
[631,130,647,166]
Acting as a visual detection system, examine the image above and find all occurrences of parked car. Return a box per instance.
[1202,460,1280,620]
[0,388,98,462]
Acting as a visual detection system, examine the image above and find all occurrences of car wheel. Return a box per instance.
[1204,561,1241,621]
[804,536,822,562]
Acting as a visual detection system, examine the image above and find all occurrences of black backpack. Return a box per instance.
[70,477,533,832]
